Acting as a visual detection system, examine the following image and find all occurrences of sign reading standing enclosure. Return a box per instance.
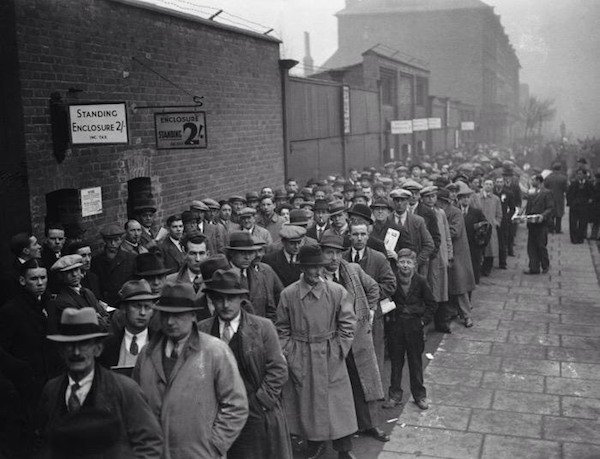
[155,111,207,149]
[69,103,128,144]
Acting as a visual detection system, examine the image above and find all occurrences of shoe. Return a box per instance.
[542,267,549,274]
[338,452,357,459]
[306,442,326,459]
[382,398,403,409]
[363,427,390,442]
[523,270,540,275]
[464,318,474,328]
[415,399,429,410]
[435,326,451,333]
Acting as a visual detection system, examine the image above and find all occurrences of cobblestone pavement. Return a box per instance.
[380,225,600,459]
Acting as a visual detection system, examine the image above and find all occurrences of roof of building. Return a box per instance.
[337,0,491,16]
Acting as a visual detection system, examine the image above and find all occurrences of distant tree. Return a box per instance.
[521,96,556,142]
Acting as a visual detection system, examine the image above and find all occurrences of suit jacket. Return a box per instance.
[370,220,413,253]
[81,270,101,299]
[41,246,61,294]
[245,262,284,321]
[98,328,155,369]
[494,186,517,222]
[415,202,440,256]
[47,285,109,334]
[262,249,301,287]
[343,247,396,301]
[463,206,487,250]
[307,222,330,242]
[567,179,593,209]
[388,213,434,271]
[389,273,436,321]
[38,364,163,458]
[159,237,185,272]
[91,249,136,307]
[544,171,568,217]
[234,225,273,245]
[525,188,554,224]
[198,221,226,255]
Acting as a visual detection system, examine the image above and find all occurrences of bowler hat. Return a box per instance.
[200,254,230,280]
[328,200,346,216]
[288,209,311,226]
[297,244,328,265]
[274,189,288,200]
[347,204,374,224]
[203,269,249,295]
[226,231,261,251]
[118,279,159,303]
[153,283,200,312]
[300,201,315,210]
[134,252,173,277]
[437,188,452,202]
[279,225,306,241]
[47,308,109,342]
[100,224,125,238]
[51,254,83,272]
[319,234,345,251]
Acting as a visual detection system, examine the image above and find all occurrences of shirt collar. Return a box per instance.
[169,236,181,247]
[218,312,241,334]
[187,268,201,283]
[351,247,365,259]
[124,328,148,343]
[123,239,138,248]
[68,367,94,389]
[298,275,325,299]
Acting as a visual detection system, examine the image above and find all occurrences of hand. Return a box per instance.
[369,309,375,326]
[387,249,398,260]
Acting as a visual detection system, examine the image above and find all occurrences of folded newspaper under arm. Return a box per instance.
[511,212,543,223]
[384,228,400,252]
[380,298,396,315]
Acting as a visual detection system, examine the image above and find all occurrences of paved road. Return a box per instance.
[380,226,600,458]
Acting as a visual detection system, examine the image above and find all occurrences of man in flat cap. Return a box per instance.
[237,207,273,245]
[263,225,306,287]
[191,200,225,254]
[276,245,358,459]
[257,195,285,244]
[403,180,441,266]
[199,270,292,459]
[133,199,158,249]
[39,308,163,457]
[322,200,351,249]
[134,283,248,458]
[48,254,110,334]
[229,196,247,224]
[91,224,136,307]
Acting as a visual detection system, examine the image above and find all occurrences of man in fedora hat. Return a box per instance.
[225,231,282,321]
[133,200,158,249]
[159,214,186,272]
[320,234,388,444]
[98,279,159,368]
[199,270,292,459]
[322,199,351,249]
[39,308,163,458]
[134,251,173,295]
[262,225,307,287]
[134,283,248,458]
[91,224,136,307]
[307,199,330,242]
[166,233,210,295]
[64,240,101,299]
[48,254,110,334]
[276,244,358,459]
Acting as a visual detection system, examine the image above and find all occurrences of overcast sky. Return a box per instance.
[148,0,600,138]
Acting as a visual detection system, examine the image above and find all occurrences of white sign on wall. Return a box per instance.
[155,111,207,149]
[428,118,442,129]
[391,120,413,134]
[69,103,128,144]
[461,121,475,131]
[412,118,429,131]
[81,187,103,217]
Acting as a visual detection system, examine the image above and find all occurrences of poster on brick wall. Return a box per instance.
[80,187,103,217]
[155,111,207,149]
[69,103,128,144]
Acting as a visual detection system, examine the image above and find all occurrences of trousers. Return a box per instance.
[569,206,587,243]
[527,224,549,273]
[386,316,425,401]
[497,220,510,267]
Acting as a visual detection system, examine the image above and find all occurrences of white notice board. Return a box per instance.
[69,103,128,144]
[81,187,103,217]
[391,120,413,135]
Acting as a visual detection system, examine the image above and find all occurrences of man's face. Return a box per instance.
[26,236,42,259]
[248,200,259,209]
[254,246,265,263]
[301,265,323,285]
[330,212,347,229]
[393,196,409,213]
[449,189,458,201]
[411,167,422,179]
[60,339,103,379]
[185,241,208,274]
[494,177,504,189]
[229,250,256,269]
[19,267,47,296]
[353,196,368,206]
[220,205,232,220]
[374,187,386,198]
[360,179,371,188]
[239,215,255,230]
[137,211,154,229]
[126,221,143,244]
[471,178,481,189]
[168,220,184,240]
[260,198,275,215]
[397,257,415,276]
[282,239,302,256]
[231,201,245,213]
[192,209,206,223]
[183,220,198,234]
[362,187,373,200]
[104,236,122,255]
[76,246,92,271]
[286,181,298,193]
[124,301,154,333]
[372,207,390,222]
[458,195,470,207]
[350,170,359,180]
[144,274,167,294]
[160,311,195,341]
[261,188,274,199]
[47,229,65,253]
[279,208,290,223]
[343,190,355,201]
[350,224,369,251]
[322,247,343,272]
[211,293,244,322]
[483,180,493,193]
[314,190,326,201]
[62,267,83,288]
[408,191,419,206]
[314,210,329,226]
[422,193,437,208]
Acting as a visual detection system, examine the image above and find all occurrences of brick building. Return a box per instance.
[324,0,520,146]
[0,0,283,271]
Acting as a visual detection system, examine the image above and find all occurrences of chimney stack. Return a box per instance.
[303,31,314,76]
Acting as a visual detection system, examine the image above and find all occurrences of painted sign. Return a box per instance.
[80,187,103,217]
[391,120,413,135]
[69,103,128,144]
[412,118,429,131]
[461,121,475,131]
[155,111,207,149]
[428,118,442,130]
[342,85,351,135]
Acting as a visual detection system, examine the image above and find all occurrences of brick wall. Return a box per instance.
[12,0,284,239]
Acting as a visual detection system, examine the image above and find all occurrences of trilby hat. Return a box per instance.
[153,283,200,312]
[47,308,109,342]
[203,269,249,295]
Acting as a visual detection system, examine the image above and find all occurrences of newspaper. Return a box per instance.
[384,228,400,252]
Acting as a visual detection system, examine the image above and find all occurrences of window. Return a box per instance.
[416,77,427,107]
[45,189,82,239]
[380,68,397,106]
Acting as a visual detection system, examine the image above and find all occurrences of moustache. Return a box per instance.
[68,356,86,362]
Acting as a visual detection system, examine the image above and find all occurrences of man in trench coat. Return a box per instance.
[478,179,502,276]
[199,270,292,459]
[276,244,358,459]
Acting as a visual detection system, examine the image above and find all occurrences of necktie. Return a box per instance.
[333,273,340,284]
[193,275,201,293]
[68,382,81,412]
[222,321,232,344]
[130,335,139,356]
[353,251,360,263]
[170,340,179,359]
[240,270,248,289]
[317,228,323,241]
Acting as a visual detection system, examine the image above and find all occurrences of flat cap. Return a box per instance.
[237,207,257,217]
[246,191,260,202]
[51,254,84,272]
[402,179,423,191]
[389,188,413,199]
[100,224,125,238]
[328,199,347,216]
[190,200,209,212]
[396,165,409,172]
[421,186,438,196]
[445,182,460,191]
[201,198,220,210]
[289,208,311,226]
[370,197,393,210]
[228,195,247,204]
[279,225,307,241]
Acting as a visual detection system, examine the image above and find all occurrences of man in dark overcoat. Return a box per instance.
[544,162,568,233]
[523,175,554,274]
[567,168,593,243]
[199,270,292,459]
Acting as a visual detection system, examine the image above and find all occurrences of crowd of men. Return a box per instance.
[0,158,569,458]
